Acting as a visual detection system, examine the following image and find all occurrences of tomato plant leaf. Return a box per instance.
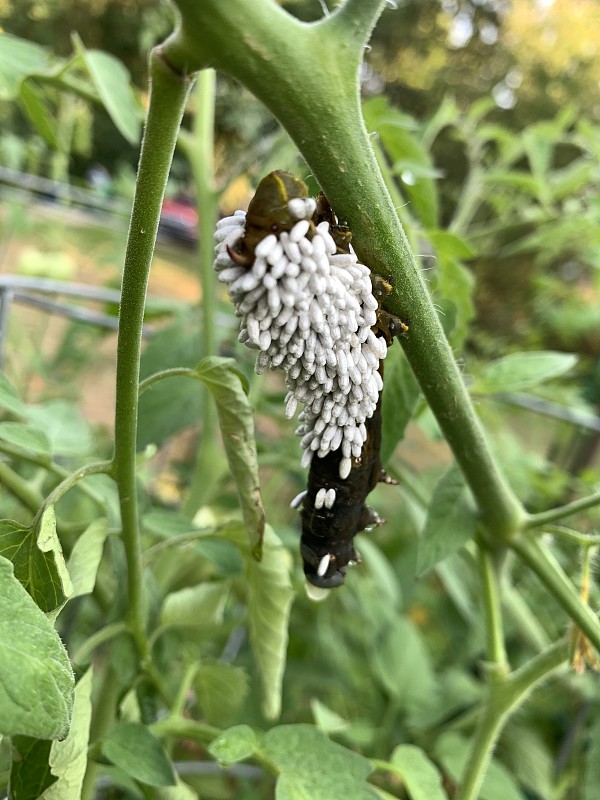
[101,722,176,787]
[9,738,56,800]
[247,526,294,720]
[385,745,446,800]
[417,466,477,575]
[0,556,74,738]
[72,33,142,144]
[40,668,94,800]
[262,725,378,800]
[195,356,265,557]
[67,518,109,598]
[0,511,71,611]
[470,351,577,395]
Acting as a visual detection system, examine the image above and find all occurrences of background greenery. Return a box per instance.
[1,1,600,798]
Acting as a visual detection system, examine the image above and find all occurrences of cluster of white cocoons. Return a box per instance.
[214,199,387,480]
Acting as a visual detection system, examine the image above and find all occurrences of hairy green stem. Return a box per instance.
[112,48,192,660]
[162,0,524,541]
[456,639,567,800]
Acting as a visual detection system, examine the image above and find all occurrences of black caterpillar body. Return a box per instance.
[300,196,405,589]
[300,385,386,588]
[226,170,407,590]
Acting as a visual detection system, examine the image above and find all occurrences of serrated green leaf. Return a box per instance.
[67,518,109,598]
[101,722,176,787]
[417,466,477,575]
[247,526,294,719]
[470,351,578,395]
[384,745,446,800]
[208,724,259,767]
[195,356,265,557]
[9,737,56,800]
[19,79,58,147]
[262,725,378,800]
[160,581,230,627]
[380,346,420,463]
[0,372,26,417]
[72,33,142,144]
[0,556,74,738]
[41,667,93,799]
[0,33,50,100]
[0,422,50,455]
[195,662,249,726]
[0,512,71,611]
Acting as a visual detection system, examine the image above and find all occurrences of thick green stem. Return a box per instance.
[162,0,525,541]
[112,48,192,659]
[511,535,600,652]
[456,640,567,800]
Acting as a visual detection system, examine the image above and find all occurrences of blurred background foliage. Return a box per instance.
[1,1,600,798]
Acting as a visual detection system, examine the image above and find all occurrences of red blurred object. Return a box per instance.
[159,195,198,245]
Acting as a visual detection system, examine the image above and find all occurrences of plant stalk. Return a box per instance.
[112,48,191,659]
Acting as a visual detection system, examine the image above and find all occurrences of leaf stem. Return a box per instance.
[525,490,600,529]
[32,461,112,526]
[112,48,192,661]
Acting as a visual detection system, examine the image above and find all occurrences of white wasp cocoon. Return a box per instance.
[213,184,391,485]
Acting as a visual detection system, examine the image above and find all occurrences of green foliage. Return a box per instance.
[0,557,73,739]
[417,466,477,575]
[2,4,600,800]
[101,722,177,787]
